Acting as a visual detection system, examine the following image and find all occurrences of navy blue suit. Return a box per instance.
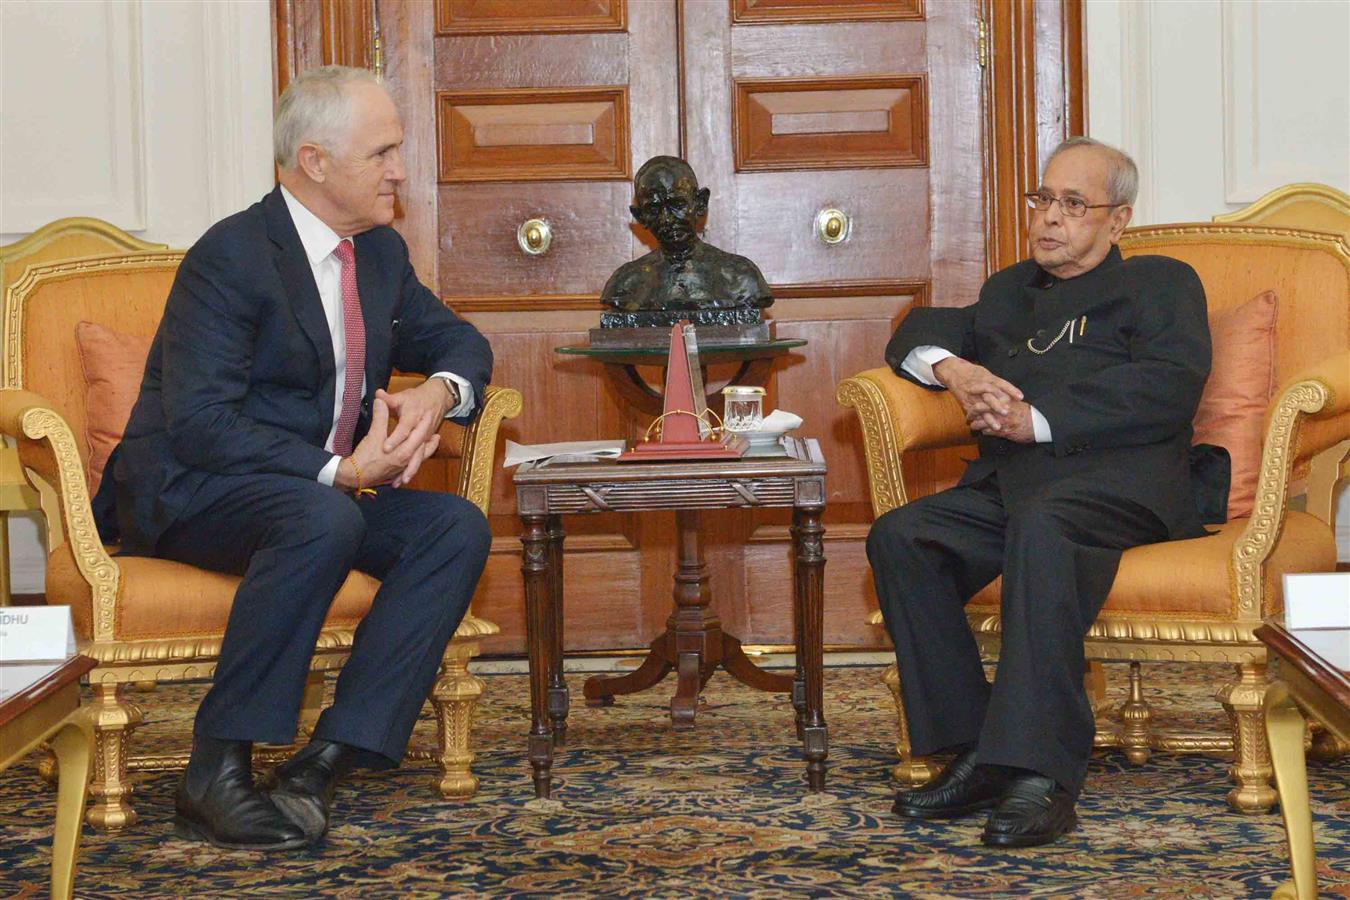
[95,187,494,765]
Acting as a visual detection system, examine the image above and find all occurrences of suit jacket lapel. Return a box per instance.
[354,231,390,398]
[263,187,336,385]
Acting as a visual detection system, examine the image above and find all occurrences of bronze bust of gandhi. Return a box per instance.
[600,156,773,329]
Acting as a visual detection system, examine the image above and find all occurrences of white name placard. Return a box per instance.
[0,606,77,662]
[1283,573,1350,630]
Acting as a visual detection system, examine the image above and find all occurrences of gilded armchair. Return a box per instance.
[838,223,1349,812]
[2,246,522,830]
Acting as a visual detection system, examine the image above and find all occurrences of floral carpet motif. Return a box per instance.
[1,662,1347,899]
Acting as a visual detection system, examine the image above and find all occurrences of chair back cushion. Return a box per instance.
[75,321,154,493]
[1120,225,1348,386]
[1119,225,1350,471]
[3,253,182,476]
[1192,290,1278,518]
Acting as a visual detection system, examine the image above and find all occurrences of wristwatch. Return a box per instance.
[431,374,459,411]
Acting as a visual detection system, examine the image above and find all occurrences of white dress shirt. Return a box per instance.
[901,346,1053,442]
[280,186,474,484]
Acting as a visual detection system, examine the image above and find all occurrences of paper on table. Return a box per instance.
[504,439,626,468]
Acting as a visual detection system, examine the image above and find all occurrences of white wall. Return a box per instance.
[1086,0,1350,561]
[0,0,275,591]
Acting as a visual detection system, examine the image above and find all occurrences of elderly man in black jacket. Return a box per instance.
[95,66,493,851]
[868,137,1213,847]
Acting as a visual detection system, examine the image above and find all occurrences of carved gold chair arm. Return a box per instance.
[1233,351,1350,619]
[0,389,120,640]
[837,366,972,518]
[456,385,523,517]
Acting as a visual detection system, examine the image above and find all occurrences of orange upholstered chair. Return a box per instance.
[1,237,521,830]
[837,221,1349,813]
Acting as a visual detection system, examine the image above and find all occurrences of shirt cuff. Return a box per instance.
[431,372,475,418]
[318,455,341,486]
[900,346,956,386]
[1029,405,1053,443]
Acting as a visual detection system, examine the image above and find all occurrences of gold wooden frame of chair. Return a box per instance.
[0,218,169,606]
[0,236,522,831]
[838,219,1350,812]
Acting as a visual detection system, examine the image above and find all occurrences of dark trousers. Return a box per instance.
[156,474,492,767]
[866,473,1168,795]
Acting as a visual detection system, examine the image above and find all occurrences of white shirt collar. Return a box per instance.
[279,184,346,266]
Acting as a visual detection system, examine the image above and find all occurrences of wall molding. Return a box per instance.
[0,0,146,233]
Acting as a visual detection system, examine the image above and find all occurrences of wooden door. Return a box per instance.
[276,0,1082,656]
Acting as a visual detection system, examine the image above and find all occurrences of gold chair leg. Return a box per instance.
[1265,681,1319,900]
[297,669,326,739]
[1220,661,1277,814]
[882,663,939,786]
[1120,661,1154,765]
[48,711,93,900]
[86,682,143,830]
[1307,722,1350,762]
[429,645,483,798]
[1084,660,1110,714]
[36,744,57,785]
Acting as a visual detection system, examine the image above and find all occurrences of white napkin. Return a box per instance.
[759,410,803,434]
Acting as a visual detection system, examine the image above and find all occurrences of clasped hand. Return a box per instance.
[932,357,1035,444]
[334,378,456,492]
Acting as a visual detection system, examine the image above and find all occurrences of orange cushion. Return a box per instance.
[75,321,152,494]
[45,543,381,640]
[965,511,1335,619]
[1191,291,1279,519]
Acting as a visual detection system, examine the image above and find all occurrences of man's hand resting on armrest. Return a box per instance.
[333,395,442,493]
[932,357,1027,437]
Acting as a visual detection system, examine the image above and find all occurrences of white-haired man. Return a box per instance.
[868,137,1222,846]
[94,66,493,850]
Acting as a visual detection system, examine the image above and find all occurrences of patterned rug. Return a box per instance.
[1,662,1347,899]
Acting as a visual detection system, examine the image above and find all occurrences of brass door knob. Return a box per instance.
[815,208,851,245]
[516,218,552,256]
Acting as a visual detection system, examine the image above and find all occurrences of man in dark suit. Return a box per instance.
[95,66,493,850]
[868,137,1214,846]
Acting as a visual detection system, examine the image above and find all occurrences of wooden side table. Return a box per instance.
[1,655,97,900]
[1254,621,1350,900]
[515,439,828,799]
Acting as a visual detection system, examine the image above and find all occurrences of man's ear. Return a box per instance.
[296,143,326,183]
[695,187,710,217]
[1109,204,1133,241]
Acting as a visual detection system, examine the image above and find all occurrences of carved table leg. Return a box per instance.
[520,513,555,799]
[793,503,828,791]
[584,633,673,707]
[546,515,569,746]
[1264,680,1318,900]
[669,510,718,730]
[722,633,793,695]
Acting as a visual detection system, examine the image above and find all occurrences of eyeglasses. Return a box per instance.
[1024,191,1123,218]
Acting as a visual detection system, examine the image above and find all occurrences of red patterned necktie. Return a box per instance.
[331,240,365,457]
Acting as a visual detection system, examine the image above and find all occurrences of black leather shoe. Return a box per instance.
[980,773,1077,847]
[174,737,307,851]
[267,739,359,841]
[892,749,1013,819]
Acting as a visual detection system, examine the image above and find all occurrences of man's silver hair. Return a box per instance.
[273,66,387,170]
[1045,136,1139,206]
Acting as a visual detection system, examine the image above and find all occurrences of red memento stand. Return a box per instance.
[617,322,745,462]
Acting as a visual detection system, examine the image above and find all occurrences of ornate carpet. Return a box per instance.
[1,662,1347,899]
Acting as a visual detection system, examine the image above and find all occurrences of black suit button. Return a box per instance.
[1007,347,1019,358]
[361,398,371,413]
